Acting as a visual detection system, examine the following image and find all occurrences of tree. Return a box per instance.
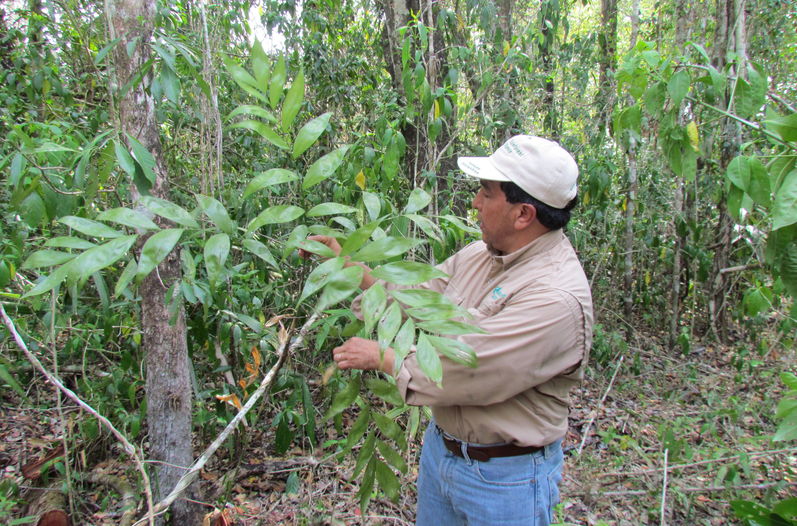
[106,0,199,522]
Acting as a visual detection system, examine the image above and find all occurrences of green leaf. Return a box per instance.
[293,112,332,158]
[773,170,797,230]
[223,57,267,103]
[405,214,442,241]
[376,438,408,474]
[22,250,76,269]
[325,375,361,419]
[204,233,230,286]
[126,135,157,185]
[404,187,432,213]
[136,229,184,282]
[352,237,424,263]
[302,145,351,189]
[226,104,277,123]
[747,157,771,207]
[726,156,751,192]
[243,169,299,199]
[366,377,403,407]
[317,266,364,312]
[0,363,27,399]
[427,335,478,367]
[139,196,199,228]
[69,235,137,282]
[196,195,236,235]
[24,262,73,297]
[97,207,160,231]
[667,69,690,107]
[353,431,376,479]
[299,257,345,303]
[306,202,357,217]
[782,372,797,390]
[416,332,443,384]
[363,191,381,221]
[242,239,279,269]
[340,220,382,256]
[115,258,137,297]
[361,283,387,333]
[45,237,96,250]
[229,120,289,150]
[377,301,402,351]
[246,205,305,234]
[114,139,136,178]
[374,458,400,501]
[269,55,287,109]
[765,112,797,142]
[281,70,304,131]
[373,410,406,448]
[417,319,486,335]
[392,318,416,360]
[344,407,371,450]
[250,41,271,89]
[59,216,124,239]
[390,288,452,308]
[296,239,337,259]
[371,262,447,285]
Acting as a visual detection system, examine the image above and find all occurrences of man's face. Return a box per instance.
[472,180,517,254]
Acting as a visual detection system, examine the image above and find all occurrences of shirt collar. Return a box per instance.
[489,230,564,269]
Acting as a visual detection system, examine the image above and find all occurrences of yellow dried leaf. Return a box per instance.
[245,363,257,376]
[278,322,289,346]
[686,121,700,152]
[434,99,441,119]
[238,379,247,390]
[645,271,651,285]
[216,393,242,410]
[251,347,262,369]
[503,40,510,56]
[321,363,338,386]
[265,314,289,328]
[355,170,366,190]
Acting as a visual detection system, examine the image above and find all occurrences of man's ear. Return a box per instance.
[515,203,537,229]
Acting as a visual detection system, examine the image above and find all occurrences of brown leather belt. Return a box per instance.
[441,433,543,462]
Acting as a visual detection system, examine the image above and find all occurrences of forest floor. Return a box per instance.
[2,326,795,525]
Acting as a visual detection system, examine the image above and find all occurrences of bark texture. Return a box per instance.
[107,0,199,523]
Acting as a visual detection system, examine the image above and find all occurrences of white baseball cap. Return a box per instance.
[457,135,579,209]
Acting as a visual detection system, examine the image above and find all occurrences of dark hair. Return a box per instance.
[500,181,578,230]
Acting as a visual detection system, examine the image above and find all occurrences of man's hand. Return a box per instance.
[333,337,395,375]
[297,235,342,260]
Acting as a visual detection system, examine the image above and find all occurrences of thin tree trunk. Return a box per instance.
[708,0,747,341]
[106,0,199,523]
[596,0,618,137]
[622,0,640,323]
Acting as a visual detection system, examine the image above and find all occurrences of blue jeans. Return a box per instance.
[415,423,563,526]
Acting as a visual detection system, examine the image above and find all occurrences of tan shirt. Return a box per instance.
[355,230,593,447]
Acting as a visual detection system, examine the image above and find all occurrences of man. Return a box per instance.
[304,135,593,525]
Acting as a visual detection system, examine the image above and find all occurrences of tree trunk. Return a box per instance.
[107,0,199,523]
[596,0,618,137]
[539,0,559,138]
[708,0,747,341]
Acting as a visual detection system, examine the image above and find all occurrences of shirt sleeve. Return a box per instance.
[395,287,587,407]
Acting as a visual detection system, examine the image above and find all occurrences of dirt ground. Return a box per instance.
[2,334,795,525]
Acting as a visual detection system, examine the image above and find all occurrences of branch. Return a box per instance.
[660,449,669,526]
[585,480,797,498]
[133,312,320,526]
[720,263,761,275]
[578,355,624,455]
[0,302,155,526]
[598,447,797,478]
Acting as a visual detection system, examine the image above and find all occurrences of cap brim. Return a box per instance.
[457,156,511,182]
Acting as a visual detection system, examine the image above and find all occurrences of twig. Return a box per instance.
[0,302,155,526]
[599,446,797,478]
[660,448,668,526]
[133,312,320,526]
[578,355,624,454]
[51,291,76,520]
[588,480,797,497]
[719,263,761,274]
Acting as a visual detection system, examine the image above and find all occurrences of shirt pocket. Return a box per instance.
[476,297,506,318]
